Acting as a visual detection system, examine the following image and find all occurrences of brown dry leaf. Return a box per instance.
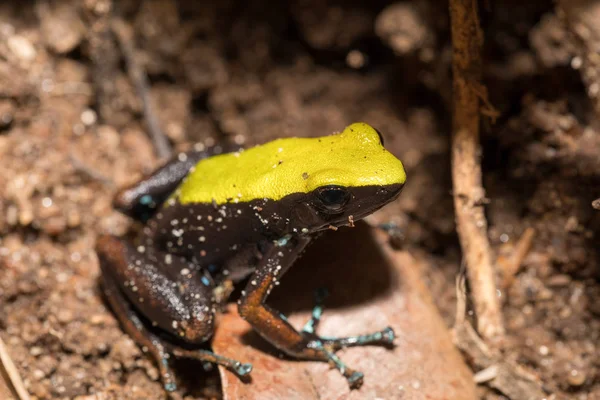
[214,223,476,399]
[215,306,319,400]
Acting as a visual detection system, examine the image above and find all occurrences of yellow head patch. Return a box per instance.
[176,122,406,204]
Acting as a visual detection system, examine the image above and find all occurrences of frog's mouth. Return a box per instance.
[313,182,405,231]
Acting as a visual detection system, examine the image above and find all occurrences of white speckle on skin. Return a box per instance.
[180,268,190,275]
[137,246,145,253]
[199,236,206,242]
[178,153,188,162]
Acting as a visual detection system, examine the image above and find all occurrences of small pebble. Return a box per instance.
[57,309,74,323]
[7,35,36,62]
[30,346,44,356]
[567,369,586,386]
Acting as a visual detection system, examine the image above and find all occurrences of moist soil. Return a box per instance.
[0,1,599,399]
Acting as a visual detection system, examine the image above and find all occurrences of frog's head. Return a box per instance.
[281,122,406,234]
[176,122,406,234]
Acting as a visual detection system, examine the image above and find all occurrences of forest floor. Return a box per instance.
[0,1,599,399]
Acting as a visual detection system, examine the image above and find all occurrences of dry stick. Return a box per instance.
[0,336,30,400]
[453,275,546,399]
[112,18,172,159]
[69,153,114,186]
[498,227,535,289]
[449,0,504,340]
[84,0,125,128]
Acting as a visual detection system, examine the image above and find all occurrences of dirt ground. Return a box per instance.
[1,0,599,399]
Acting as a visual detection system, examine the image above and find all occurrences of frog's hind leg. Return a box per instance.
[112,149,209,222]
[96,235,252,391]
[114,145,240,222]
[101,268,179,391]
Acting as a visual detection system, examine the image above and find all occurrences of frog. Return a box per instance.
[96,122,406,392]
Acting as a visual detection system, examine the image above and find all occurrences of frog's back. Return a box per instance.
[175,123,406,206]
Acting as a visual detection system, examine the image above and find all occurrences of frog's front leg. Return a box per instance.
[96,235,251,392]
[238,237,394,389]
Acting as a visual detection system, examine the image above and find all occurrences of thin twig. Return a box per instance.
[498,228,535,289]
[0,336,30,400]
[69,153,114,186]
[111,18,172,159]
[449,0,504,340]
[83,0,126,127]
[454,263,468,326]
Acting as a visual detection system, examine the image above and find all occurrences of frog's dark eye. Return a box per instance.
[315,185,350,212]
[373,127,385,146]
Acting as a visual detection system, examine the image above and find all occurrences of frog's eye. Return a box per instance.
[315,185,350,212]
[373,127,385,146]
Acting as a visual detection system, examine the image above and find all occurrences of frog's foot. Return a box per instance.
[171,348,252,377]
[301,287,328,334]
[299,288,395,388]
